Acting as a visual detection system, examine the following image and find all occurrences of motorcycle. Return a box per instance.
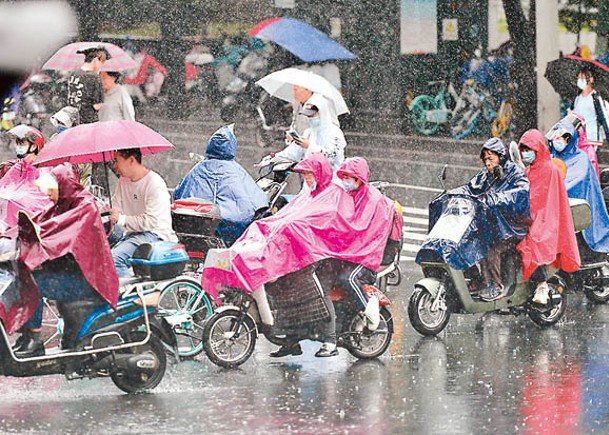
[200,262,394,368]
[0,244,176,394]
[408,167,583,336]
[19,72,66,130]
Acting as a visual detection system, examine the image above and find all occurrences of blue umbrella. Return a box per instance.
[249,16,357,63]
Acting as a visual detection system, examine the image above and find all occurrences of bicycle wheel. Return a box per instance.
[409,95,441,136]
[491,101,513,138]
[450,103,480,139]
[157,279,214,358]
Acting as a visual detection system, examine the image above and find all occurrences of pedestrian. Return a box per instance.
[123,46,167,104]
[98,71,135,122]
[572,65,609,156]
[66,46,108,124]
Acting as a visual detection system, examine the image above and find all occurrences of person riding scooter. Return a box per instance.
[335,157,402,329]
[173,124,268,245]
[201,153,394,358]
[11,163,118,357]
[0,124,45,179]
[449,137,531,301]
[516,129,581,305]
[548,119,609,254]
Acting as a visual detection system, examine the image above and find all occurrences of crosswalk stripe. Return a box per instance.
[401,208,430,261]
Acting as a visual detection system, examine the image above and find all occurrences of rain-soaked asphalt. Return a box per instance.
[2,112,609,433]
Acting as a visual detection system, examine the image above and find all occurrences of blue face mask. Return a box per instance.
[308,117,321,127]
[310,181,317,192]
[552,138,567,153]
[56,125,68,134]
[342,180,358,192]
[521,150,536,165]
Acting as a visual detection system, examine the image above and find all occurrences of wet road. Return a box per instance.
[2,115,609,433]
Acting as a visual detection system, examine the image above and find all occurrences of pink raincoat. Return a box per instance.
[201,153,394,299]
[0,161,51,235]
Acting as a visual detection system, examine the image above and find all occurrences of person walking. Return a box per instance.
[98,71,135,122]
[66,46,108,124]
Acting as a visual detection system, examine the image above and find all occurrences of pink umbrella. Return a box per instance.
[35,120,174,167]
[42,41,137,72]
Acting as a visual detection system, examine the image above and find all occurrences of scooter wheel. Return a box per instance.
[202,309,256,368]
[110,331,167,394]
[584,284,609,304]
[408,286,450,336]
[346,307,393,359]
[528,284,567,327]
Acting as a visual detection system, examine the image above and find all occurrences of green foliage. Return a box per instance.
[558,0,600,34]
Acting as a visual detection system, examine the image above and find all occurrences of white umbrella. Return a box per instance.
[256,67,349,115]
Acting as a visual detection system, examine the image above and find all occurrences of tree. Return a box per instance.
[502,0,537,133]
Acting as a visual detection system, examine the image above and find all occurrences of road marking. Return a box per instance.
[401,206,429,262]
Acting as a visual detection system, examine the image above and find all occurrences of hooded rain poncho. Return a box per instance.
[516,129,580,280]
[173,125,268,245]
[549,119,609,252]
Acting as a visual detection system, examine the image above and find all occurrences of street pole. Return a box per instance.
[536,0,560,132]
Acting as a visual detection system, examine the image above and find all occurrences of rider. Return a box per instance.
[0,124,44,178]
[516,129,580,305]
[12,163,119,357]
[548,118,609,254]
[335,157,402,329]
[173,124,268,245]
[453,137,531,301]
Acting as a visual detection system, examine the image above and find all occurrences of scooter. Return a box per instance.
[0,249,176,394]
[201,262,394,368]
[408,167,586,336]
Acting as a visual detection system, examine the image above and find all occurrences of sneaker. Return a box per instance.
[315,342,338,358]
[532,282,550,305]
[479,281,506,301]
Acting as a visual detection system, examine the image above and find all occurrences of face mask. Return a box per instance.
[307,117,321,127]
[577,78,587,90]
[552,139,567,153]
[56,125,68,134]
[310,181,317,192]
[521,150,536,165]
[15,145,29,157]
[342,180,358,192]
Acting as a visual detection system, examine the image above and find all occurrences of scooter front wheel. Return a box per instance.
[528,284,567,326]
[408,286,450,336]
[584,284,609,304]
[202,309,256,368]
[346,307,393,359]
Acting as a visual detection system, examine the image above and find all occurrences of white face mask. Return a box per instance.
[15,145,29,157]
[577,78,588,90]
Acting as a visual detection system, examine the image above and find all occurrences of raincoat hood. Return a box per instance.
[550,119,609,252]
[519,129,551,162]
[517,129,580,279]
[305,93,338,128]
[205,124,237,160]
[336,157,370,183]
[479,137,508,165]
[293,152,333,194]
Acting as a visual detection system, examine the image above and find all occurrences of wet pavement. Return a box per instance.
[2,113,609,433]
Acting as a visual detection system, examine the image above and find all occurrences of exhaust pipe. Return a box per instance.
[95,352,159,374]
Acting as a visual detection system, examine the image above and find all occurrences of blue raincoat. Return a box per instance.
[416,138,531,269]
[549,120,609,252]
[174,125,268,245]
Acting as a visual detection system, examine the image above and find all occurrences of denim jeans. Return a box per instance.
[25,271,97,329]
[111,231,162,277]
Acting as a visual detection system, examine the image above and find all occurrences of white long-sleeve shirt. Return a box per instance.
[111,170,177,241]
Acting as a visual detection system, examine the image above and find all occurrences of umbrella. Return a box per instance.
[42,41,137,72]
[545,54,609,99]
[35,120,173,167]
[256,67,349,115]
[249,16,357,63]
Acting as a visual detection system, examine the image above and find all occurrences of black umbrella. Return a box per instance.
[545,54,609,99]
